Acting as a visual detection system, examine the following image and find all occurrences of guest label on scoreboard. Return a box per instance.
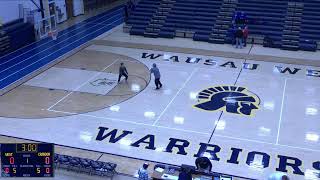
[1,143,54,177]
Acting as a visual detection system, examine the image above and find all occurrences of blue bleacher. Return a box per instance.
[236,0,287,46]
[128,0,222,39]
[1,19,36,53]
[162,0,222,40]
[128,0,161,36]
[165,0,221,40]
[127,0,320,51]
[299,1,320,51]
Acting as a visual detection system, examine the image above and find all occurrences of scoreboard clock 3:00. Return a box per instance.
[1,143,54,177]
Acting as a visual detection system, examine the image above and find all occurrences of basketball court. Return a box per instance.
[0,22,320,180]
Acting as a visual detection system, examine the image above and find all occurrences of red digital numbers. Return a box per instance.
[9,157,14,164]
[45,157,50,164]
[4,167,9,174]
[45,168,50,174]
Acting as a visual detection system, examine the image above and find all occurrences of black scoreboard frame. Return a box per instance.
[0,143,54,177]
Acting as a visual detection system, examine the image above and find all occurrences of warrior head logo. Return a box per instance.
[194,86,260,116]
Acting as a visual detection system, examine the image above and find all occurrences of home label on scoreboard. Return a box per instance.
[1,143,54,177]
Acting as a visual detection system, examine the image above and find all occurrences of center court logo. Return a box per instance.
[194,85,260,116]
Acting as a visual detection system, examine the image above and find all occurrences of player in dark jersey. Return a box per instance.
[118,62,128,83]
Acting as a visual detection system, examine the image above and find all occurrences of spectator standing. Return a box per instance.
[243,26,249,47]
[118,62,128,83]
[235,27,244,48]
[137,163,149,180]
[150,63,162,89]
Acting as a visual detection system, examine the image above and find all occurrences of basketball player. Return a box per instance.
[150,63,162,89]
[118,62,128,83]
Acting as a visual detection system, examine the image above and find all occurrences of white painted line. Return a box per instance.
[214,134,320,153]
[0,8,123,65]
[156,125,210,136]
[47,91,74,111]
[48,109,156,126]
[48,109,75,115]
[152,68,198,126]
[47,60,118,110]
[276,78,287,145]
[277,143,320,153]
[0,14,122,75]
[47,109,320,153]
[238,70,317,82]
[212,134,275,146]
[0,18,122,90]
[86,22,122,26]
[47,109,210,135]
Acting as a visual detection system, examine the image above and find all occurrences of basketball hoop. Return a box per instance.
[48,30,58,40]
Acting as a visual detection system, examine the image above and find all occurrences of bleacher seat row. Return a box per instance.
[0,19,36,56]
[54,153,117,177]
[126,0,319,51]
[128,0,222,39]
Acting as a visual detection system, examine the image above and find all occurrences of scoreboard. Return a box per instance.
[1,143,54,177]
